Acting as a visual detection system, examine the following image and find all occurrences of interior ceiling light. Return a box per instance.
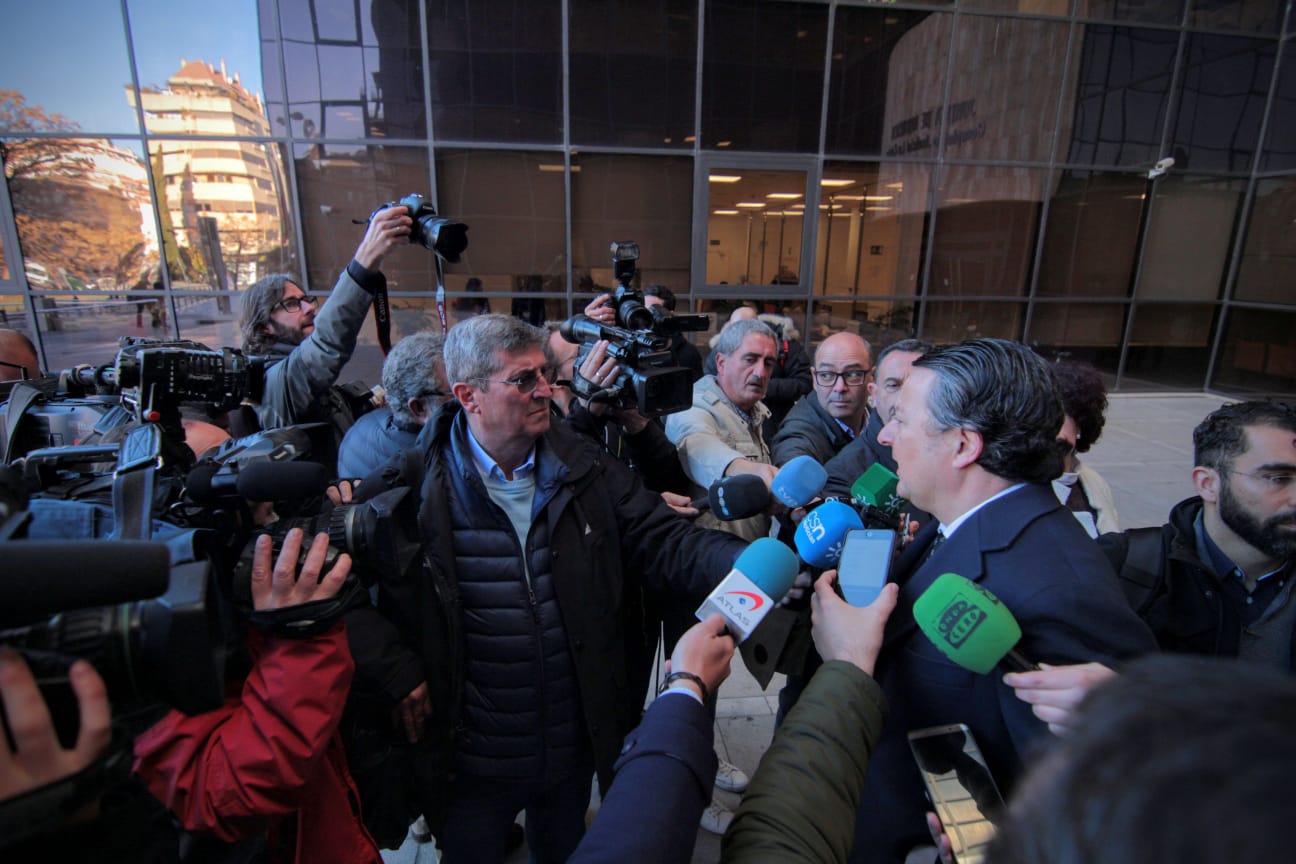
[766,192,803,199]
[709,174,742,183]
[736,202,767,208]
[717,141,732,147]
[834,194,866,201]
[713,209,740,215]
[538,163,580,172]
[820,178,855,187]
[864,195,893,201]
[885,182,904,190]
[865,206,892,212]
[684,135,696,143]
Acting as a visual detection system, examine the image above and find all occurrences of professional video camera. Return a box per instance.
[560,241,710,416]
[366,193,468,262]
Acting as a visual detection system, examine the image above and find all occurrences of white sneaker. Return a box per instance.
[715,757,749,793]
[700,797,734,834]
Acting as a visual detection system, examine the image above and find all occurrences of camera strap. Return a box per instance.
[372,281,392,354]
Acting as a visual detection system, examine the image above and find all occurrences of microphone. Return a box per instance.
[688,474,771,520]
[912,572,1039,674]
[770,455,828,508]
[850,463,909,516]
[794,500,864,569]
[0,541,170,627]
[186,460,330,504]
[695,537,799,642]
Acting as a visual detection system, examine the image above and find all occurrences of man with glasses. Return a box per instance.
[343,313,747,862]
[337,330,447,479]
[770,331,873,466]
[238,205,411,464]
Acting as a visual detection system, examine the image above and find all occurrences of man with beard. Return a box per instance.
[239,204,411,466]
[1096,400,1296,671]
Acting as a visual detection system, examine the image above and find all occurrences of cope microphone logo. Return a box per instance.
[935,594,987,649]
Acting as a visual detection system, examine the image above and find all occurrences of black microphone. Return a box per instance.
[688,474,771,520]
[0,541,170,627]
[186,460,329,504]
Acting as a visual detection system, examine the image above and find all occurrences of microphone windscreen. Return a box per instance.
[770,455,828,508]
[732,537,800,603]
[236,460,330,502]
[1,541,170,627]
[794,500,864,568]
[850,463,908,515]
[912,572,1023,674]
[709,474,771,520]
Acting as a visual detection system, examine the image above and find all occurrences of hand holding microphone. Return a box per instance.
[695,537,800,642]
[770,455,828,509]
[912,573,1040,674]
[661,613,736,703]
[688,474,770,520]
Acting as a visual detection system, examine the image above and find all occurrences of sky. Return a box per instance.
[1,0,264,134]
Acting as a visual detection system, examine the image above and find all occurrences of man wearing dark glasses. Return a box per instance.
[238,205,412,466]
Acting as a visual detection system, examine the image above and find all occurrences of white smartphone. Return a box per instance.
[835,528,896,606]
[907,723,1005,864]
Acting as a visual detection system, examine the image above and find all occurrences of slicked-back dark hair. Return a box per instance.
[1050,360,1108,453]
[915,338,1066,484]
[1193,400,1296,470]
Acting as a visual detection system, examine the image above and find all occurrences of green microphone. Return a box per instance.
[912,573,1038,674]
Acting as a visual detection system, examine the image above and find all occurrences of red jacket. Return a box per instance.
[133,622,380,864]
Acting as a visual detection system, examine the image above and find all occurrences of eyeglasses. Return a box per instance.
[474,368,551,395]
[813,368,871,387]
[271,294,318,313]
[1223,468,1296,493]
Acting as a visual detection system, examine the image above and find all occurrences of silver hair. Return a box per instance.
[713,317,777,358]
[382,331,447,425]
[443,313,545,387]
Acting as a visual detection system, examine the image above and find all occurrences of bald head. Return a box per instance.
[812,332,873,432]
[728,306,757,323]
[0,329,39,382]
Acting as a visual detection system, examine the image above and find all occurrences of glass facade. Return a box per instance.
[0,0,1291,396]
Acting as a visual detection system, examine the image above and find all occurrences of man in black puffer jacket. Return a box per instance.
[344,314,747,864]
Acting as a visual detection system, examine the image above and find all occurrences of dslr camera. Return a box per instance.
[369,193,469,262]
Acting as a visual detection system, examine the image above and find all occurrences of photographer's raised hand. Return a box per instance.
[250,529,351,612]
[354,204,412,271]
[0,650,111,803]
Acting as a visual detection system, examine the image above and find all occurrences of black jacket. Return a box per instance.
[1099,496,1295,668]
[821,411,896,502]
[343,403,745,827]
[563,402,692,495]
[770,393,856,467]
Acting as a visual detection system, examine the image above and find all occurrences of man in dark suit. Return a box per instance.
[853,338,1157,863]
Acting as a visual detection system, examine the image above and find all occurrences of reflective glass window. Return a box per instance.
[815,162,932,299]
[1260,42,1296,171]
[826,8,952,157]
[943,15,1071,164]
[33,294,174,373]
[929,166,1044,299]
[0,4,138,135]
[1235,177,1296,306]
[1026,301,1127,373]
[702,0,829,152]
[962,0,1067,15]
[1170,34,1275,174]
[808,298,920,351]
[426,0,563,143]
[433,149,567,302]
[1037,170,1147,297]
[571,155,693,299]
[1122,302,1217,390]
[279,0,425,141]
[705,168,809,286]
[921,300,1026,344]
[1188,0,1284,33]
[1212,306,1296,397]
[569,0,697,149]
[128,0,275,138]
[295,144,432,294]
[1065,25,1177,168]
[1076,0,1185,25]
[1137,175,1245,301]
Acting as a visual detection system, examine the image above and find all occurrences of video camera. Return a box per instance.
[366,193,468,262]
[560,241,709,417]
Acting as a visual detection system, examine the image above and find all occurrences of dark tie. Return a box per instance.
[920,531,945,567]
[1064,481,1093,515]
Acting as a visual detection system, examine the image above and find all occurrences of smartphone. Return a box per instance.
[908,724,1005,864]
[835,528,896,606]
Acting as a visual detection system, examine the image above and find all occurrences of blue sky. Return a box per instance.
[1,0,264,133]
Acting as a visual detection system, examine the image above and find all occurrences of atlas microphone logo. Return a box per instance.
[722,590,765,612]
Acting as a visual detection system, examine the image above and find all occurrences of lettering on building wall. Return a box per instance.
[886,99,985,157]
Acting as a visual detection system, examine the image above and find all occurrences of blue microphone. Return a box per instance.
[696,537,800,642]
[771,455,828,508]
[795,500,864,569]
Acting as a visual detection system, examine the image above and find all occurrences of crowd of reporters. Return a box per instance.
[2,202,1294,864]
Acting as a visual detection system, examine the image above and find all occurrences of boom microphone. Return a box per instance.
[770,455,828,508]
[0,541,171,627]
[794,500,864,569]
[695,537,799,642]
[688,474,771,520]
[912,572,1039,674]
[186,460,330,504]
